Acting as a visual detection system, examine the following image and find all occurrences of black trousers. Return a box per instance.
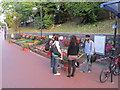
[4,33,7,40]
[68,60,76,75]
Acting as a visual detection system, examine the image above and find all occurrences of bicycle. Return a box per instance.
[99,54,120,83]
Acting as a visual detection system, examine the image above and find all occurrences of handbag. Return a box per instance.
[75,60,79,68]
[91,53,97,63]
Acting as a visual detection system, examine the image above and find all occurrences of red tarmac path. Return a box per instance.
[1,33,118,88]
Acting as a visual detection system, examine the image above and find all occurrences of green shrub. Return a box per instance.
[45,36,49,42]
[8,39,12,42]
[22,44,29,48]
[43,14,53,29]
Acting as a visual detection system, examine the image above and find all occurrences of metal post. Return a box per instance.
[40,6,42,40]
[118,16,120,55]
[113,16,118,48]
[112,16,118,55]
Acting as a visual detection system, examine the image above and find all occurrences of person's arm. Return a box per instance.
[55,41,61,54]
[77,44,79,54]
[90,41,94,55]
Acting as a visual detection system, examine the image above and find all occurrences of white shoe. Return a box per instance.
[57,66,61,69]
[54,73,61,76]
[88,70,91,73]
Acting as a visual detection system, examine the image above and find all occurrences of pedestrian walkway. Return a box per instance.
[1,33,118,88]
[0,31,3,90]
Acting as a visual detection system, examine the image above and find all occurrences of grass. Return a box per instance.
[9,19,116,34]
[8,26,38,34]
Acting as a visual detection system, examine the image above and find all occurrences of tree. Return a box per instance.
[65,2,105,24]
[2,2,106,30]
[5,11,21,33]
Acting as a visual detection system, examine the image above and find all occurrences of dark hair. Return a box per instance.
[54,35,59,41]
[70,35,77,46]
[53,34,56,36]
[86,35,90,37]
[56,34,60,37]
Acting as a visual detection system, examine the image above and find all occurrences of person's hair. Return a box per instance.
[86,35,90,37]
[55,34,60,37]
[54,35,59,41]
[70,35,77,46]
[53,34,56,37]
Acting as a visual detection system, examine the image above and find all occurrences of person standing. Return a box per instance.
[49,34,56,68]
[67,35,79,77]
[80,35,95,73]
[3,27,6,40]
[4,26,8,40]
[52,35,62,75]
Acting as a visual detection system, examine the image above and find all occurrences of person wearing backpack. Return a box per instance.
[67,35,79,77]
[80,35,95,73]
[49,34,57,68]
[45,34,56,68]
[52,35,62,75]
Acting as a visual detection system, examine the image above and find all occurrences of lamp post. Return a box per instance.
[32,6,43,40]
[56,5,60,24]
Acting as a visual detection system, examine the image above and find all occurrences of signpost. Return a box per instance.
[94,36,106,55]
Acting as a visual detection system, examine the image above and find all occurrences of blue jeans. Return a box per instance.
[52,53,60,74]
[51,55,60,68]
[50,55,54,68]
[81,54,92,72]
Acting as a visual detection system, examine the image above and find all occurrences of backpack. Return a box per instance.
[45,42,50,51]
[50,42,61,57]
[45,39,51,51]
[91,53,97,63]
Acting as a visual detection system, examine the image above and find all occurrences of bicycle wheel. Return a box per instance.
[99,67,110,83]
[112,65,119,76]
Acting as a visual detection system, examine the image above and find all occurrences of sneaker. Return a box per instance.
[88,70,92,73]
[67,75,71,78]
[54,73,61,76]
[58,66,61,69]
[71,74,74,77]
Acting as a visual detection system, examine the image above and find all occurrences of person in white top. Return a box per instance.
[80,35,95,73]
[52,35,63,76]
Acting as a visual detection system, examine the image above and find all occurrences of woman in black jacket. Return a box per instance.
[67,35,79,77]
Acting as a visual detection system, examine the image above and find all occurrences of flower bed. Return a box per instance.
[62,38,70,46]
[13,36,41,48]
[11,34,86,71]
[7,39,13,43]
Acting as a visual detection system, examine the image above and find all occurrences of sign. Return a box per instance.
[112,25,118,29]
[94,36,106,55]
